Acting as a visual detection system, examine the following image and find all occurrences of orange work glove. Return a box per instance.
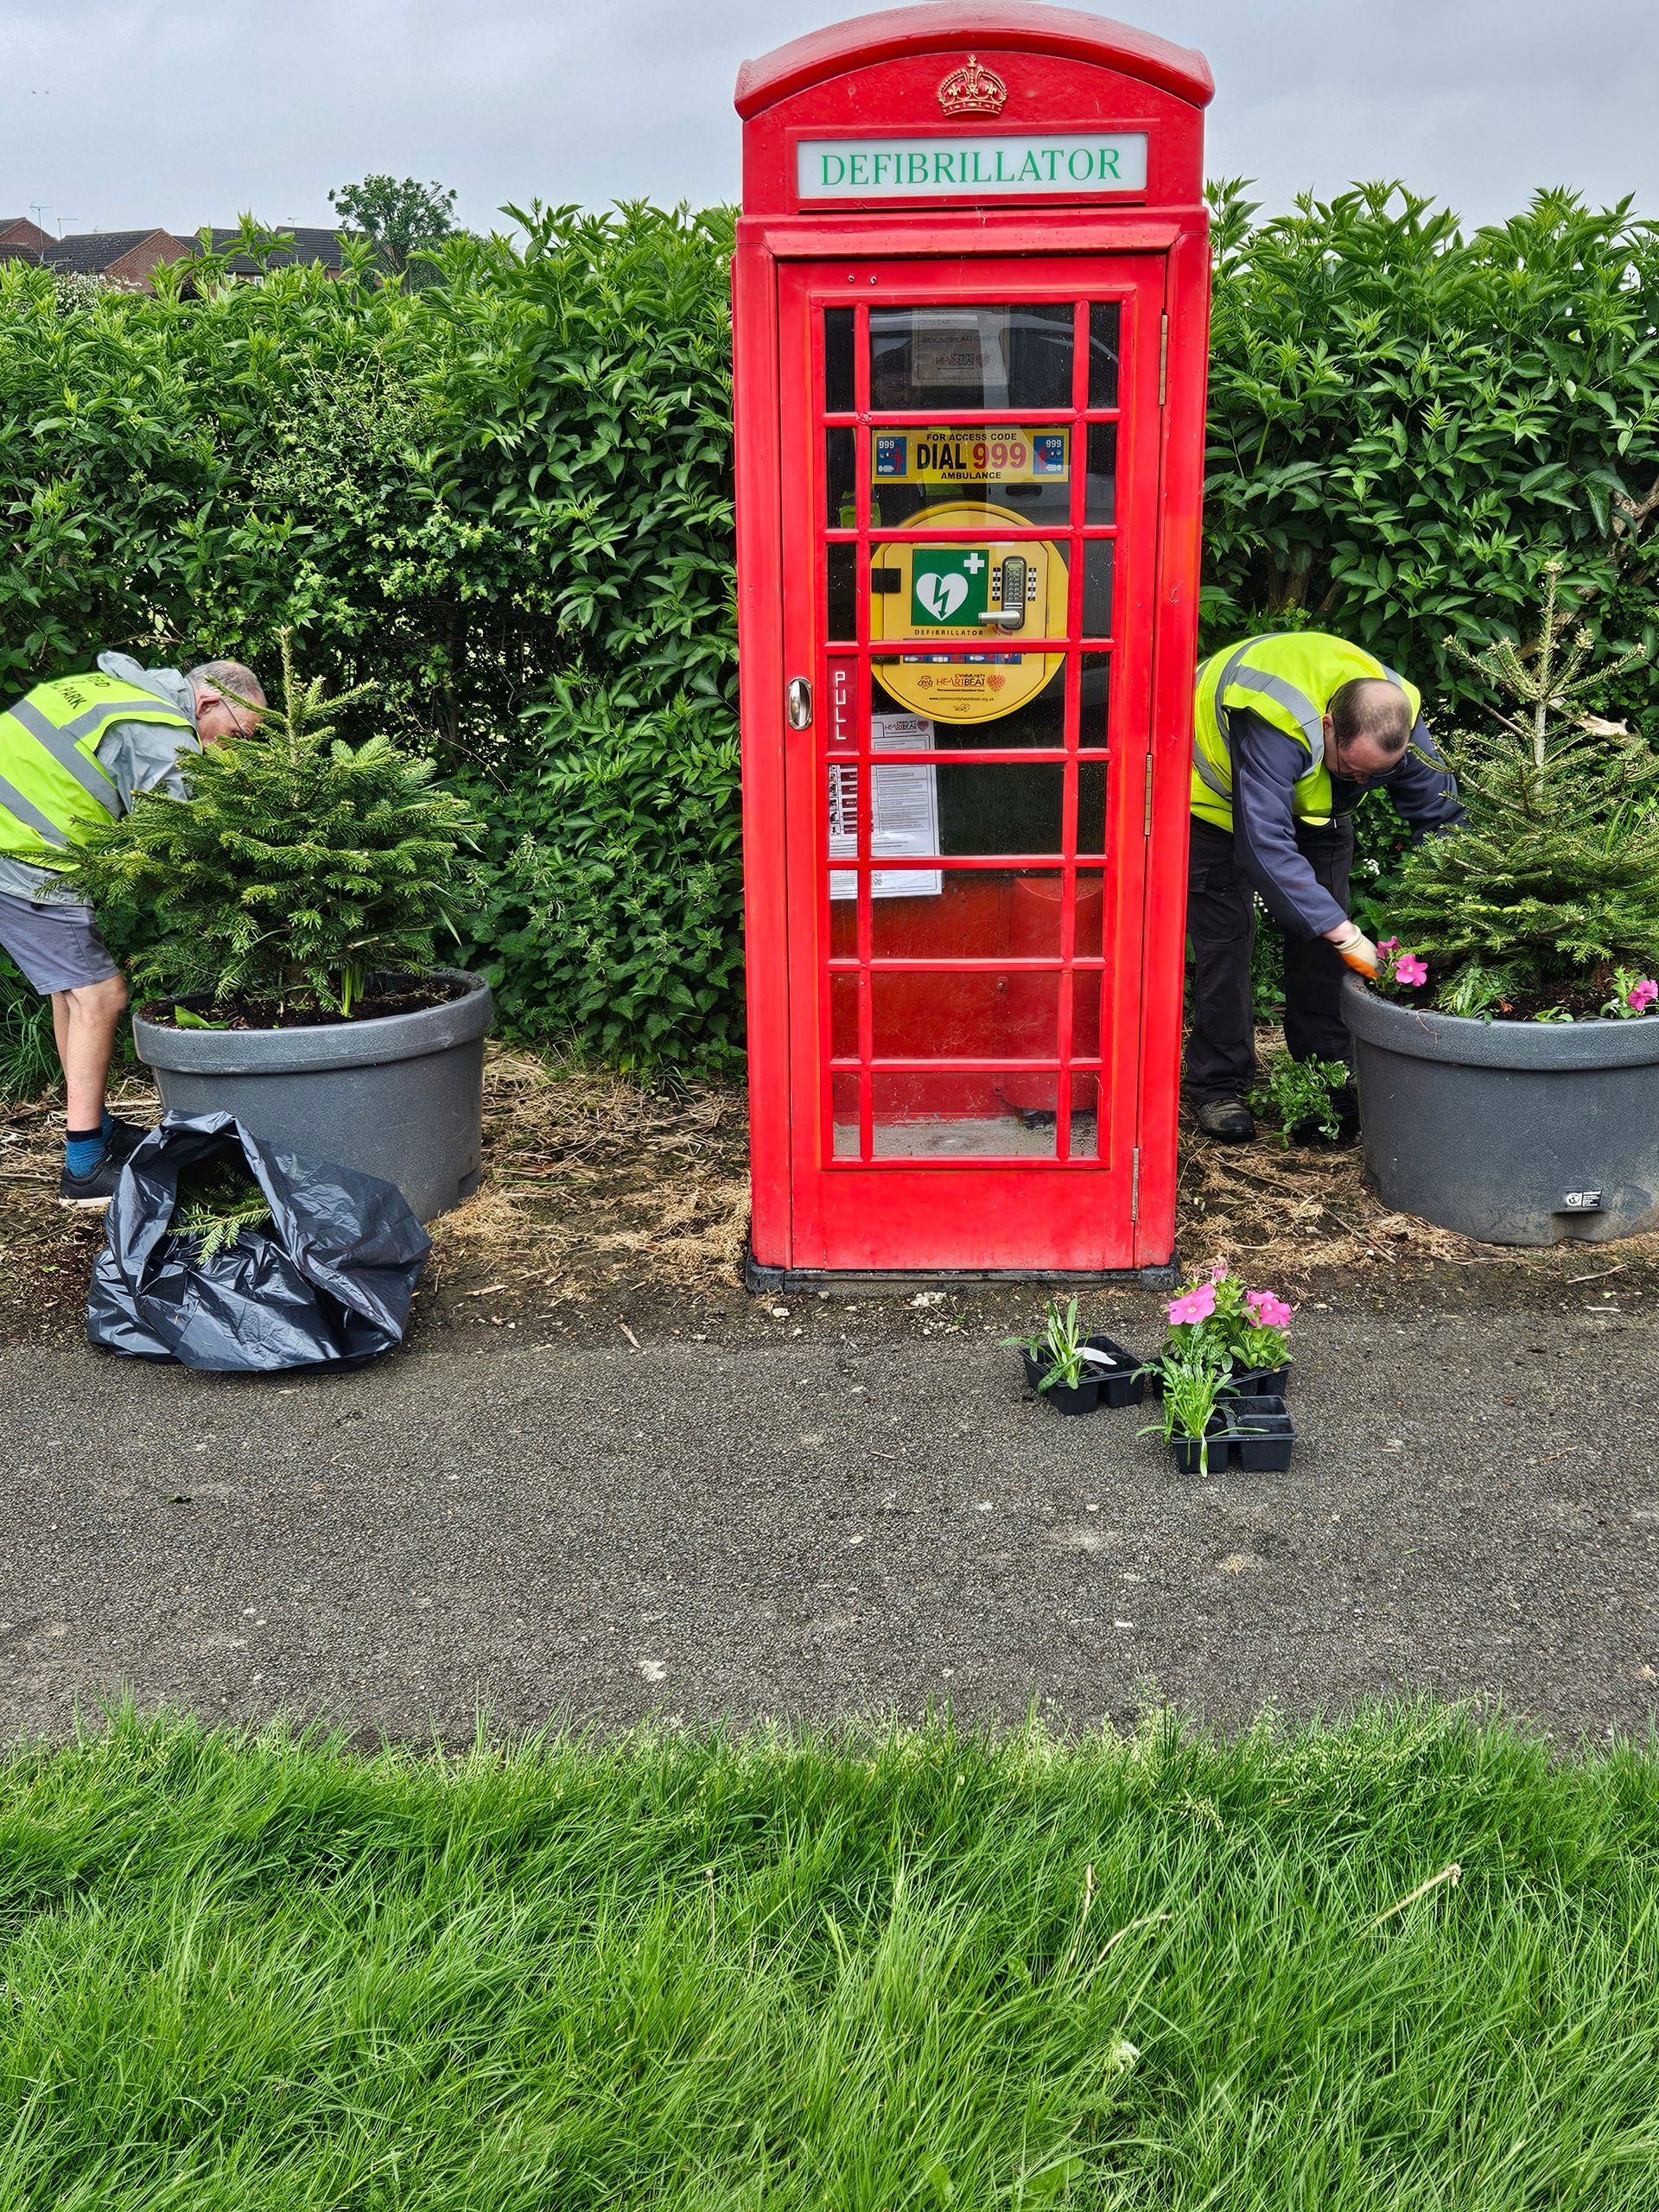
[1331,925,1379,979]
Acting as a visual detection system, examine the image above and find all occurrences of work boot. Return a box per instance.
[1195,1097,1255,1142]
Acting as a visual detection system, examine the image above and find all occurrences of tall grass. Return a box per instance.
[0,957,57,1103]
[0,1702,1655,2207]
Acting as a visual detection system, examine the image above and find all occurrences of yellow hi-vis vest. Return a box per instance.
[0,670,194,858]
[1191,633,1421,834]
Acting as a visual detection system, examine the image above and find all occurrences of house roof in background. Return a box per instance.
[41,229,184,273]
[197,226,353,270]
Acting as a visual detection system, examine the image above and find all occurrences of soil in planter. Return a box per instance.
[1367,976,1644,1024]
[140,976,467,1033]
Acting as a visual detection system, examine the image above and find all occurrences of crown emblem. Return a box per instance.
[938,54,1007,117]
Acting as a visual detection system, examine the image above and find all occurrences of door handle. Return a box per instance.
[786,676,813,728]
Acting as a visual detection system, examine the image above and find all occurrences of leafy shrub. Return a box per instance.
[1203,183,1659,719]
[451,679,742,1072]
[3,185,1658,1070]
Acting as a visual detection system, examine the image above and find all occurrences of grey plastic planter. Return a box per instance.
[1343,976,1659,1246]
[133,969,493,1223]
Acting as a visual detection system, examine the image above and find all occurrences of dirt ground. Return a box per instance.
[3,1037,1656,1351]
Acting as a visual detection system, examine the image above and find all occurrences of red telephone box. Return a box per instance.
[733,3,1212,1282]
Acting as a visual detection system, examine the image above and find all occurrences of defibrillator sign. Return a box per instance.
[874,428,1069,487]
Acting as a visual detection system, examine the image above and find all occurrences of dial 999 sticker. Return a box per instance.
[874,426,1069,486]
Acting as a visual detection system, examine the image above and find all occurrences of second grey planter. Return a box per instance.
[1343,976,1659,1246]
[134,969,493,1223]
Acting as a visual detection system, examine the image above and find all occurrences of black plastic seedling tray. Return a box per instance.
[1020,1350,1101,1415]
[1082,1334,1146,1408]
[1231,1362,1293,1397]
[1171,1395,1295,1474]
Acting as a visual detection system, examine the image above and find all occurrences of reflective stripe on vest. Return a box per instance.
[0,673,194,860]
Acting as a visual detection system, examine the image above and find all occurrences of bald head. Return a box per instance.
[1325,676,1411,782]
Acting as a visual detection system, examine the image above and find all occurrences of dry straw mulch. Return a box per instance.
[425,1046,751,1303]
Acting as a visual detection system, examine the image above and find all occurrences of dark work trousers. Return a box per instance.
[1183,814,1356,1104]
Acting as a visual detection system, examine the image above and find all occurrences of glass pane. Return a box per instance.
[828,753,1101,862]
[869,649,1065,731]
[834,970,1063,1061]
[868,533,1065,653]
[1065,1073,1101,1160]
[825,544,856,641]
[827,868,1104,959]
[871,1071,1060,1159]
[831,1069,860,1156]
[1085,424,1117,524]
[1088,304,1121,409]
[871,424,1071,527]
[824,308,855,413]
[1083,540,1115,638]
[825,427,856,526]
[1080,654,1110,747]
[1077,761,1106,854]
[869,304,1072,410]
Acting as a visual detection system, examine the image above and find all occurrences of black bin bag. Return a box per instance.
[88,1111,430,1372]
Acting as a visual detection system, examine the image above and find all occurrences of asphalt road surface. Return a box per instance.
[2,1304,1656,1745]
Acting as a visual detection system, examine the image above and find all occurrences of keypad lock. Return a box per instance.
[983,553,1029,628]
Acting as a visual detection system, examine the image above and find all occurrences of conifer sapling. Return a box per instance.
[58,632,476,1021]
[1387,563,1659,1016]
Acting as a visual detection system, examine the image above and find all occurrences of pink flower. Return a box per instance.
[1167,1281,1217,1326]
[1394,954,1428,987]
[1378,938,1400,952]
[1245,1290,1293,1329]
[1629,978,1658,1013]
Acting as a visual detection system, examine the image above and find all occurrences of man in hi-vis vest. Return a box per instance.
[0,652,264,1203]
[1186,632,1462,1141]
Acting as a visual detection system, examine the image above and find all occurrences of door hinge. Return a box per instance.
[1131,1147,1141,1222]
[1143,766,1154,836]
[1158,313,1168,405]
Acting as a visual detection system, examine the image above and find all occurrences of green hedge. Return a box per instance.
[1,187,1655,1079]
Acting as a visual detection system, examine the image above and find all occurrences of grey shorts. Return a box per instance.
[0,892,120,994]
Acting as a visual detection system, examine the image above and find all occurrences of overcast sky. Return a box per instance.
[9,0,1657,241]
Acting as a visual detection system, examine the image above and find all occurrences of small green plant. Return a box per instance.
[51,632,477,1021]
[1251,1051,1351,1147]
[1601,969,1659,1019]
[1005,1295,1102,1393]
[169,1158,274,1261]
[1139,1343,1238,1475]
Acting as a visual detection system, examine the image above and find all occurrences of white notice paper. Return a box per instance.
[829,714,942,899]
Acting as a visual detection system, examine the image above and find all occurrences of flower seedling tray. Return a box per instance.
[1083,1334,1146,1408]
[1020,1351,1101,1416]
[1232,1395,1294,1472]
[1170,1414,1230,1476]
[1171,1398,1295,1474]
[1232,1363,1293,1397]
